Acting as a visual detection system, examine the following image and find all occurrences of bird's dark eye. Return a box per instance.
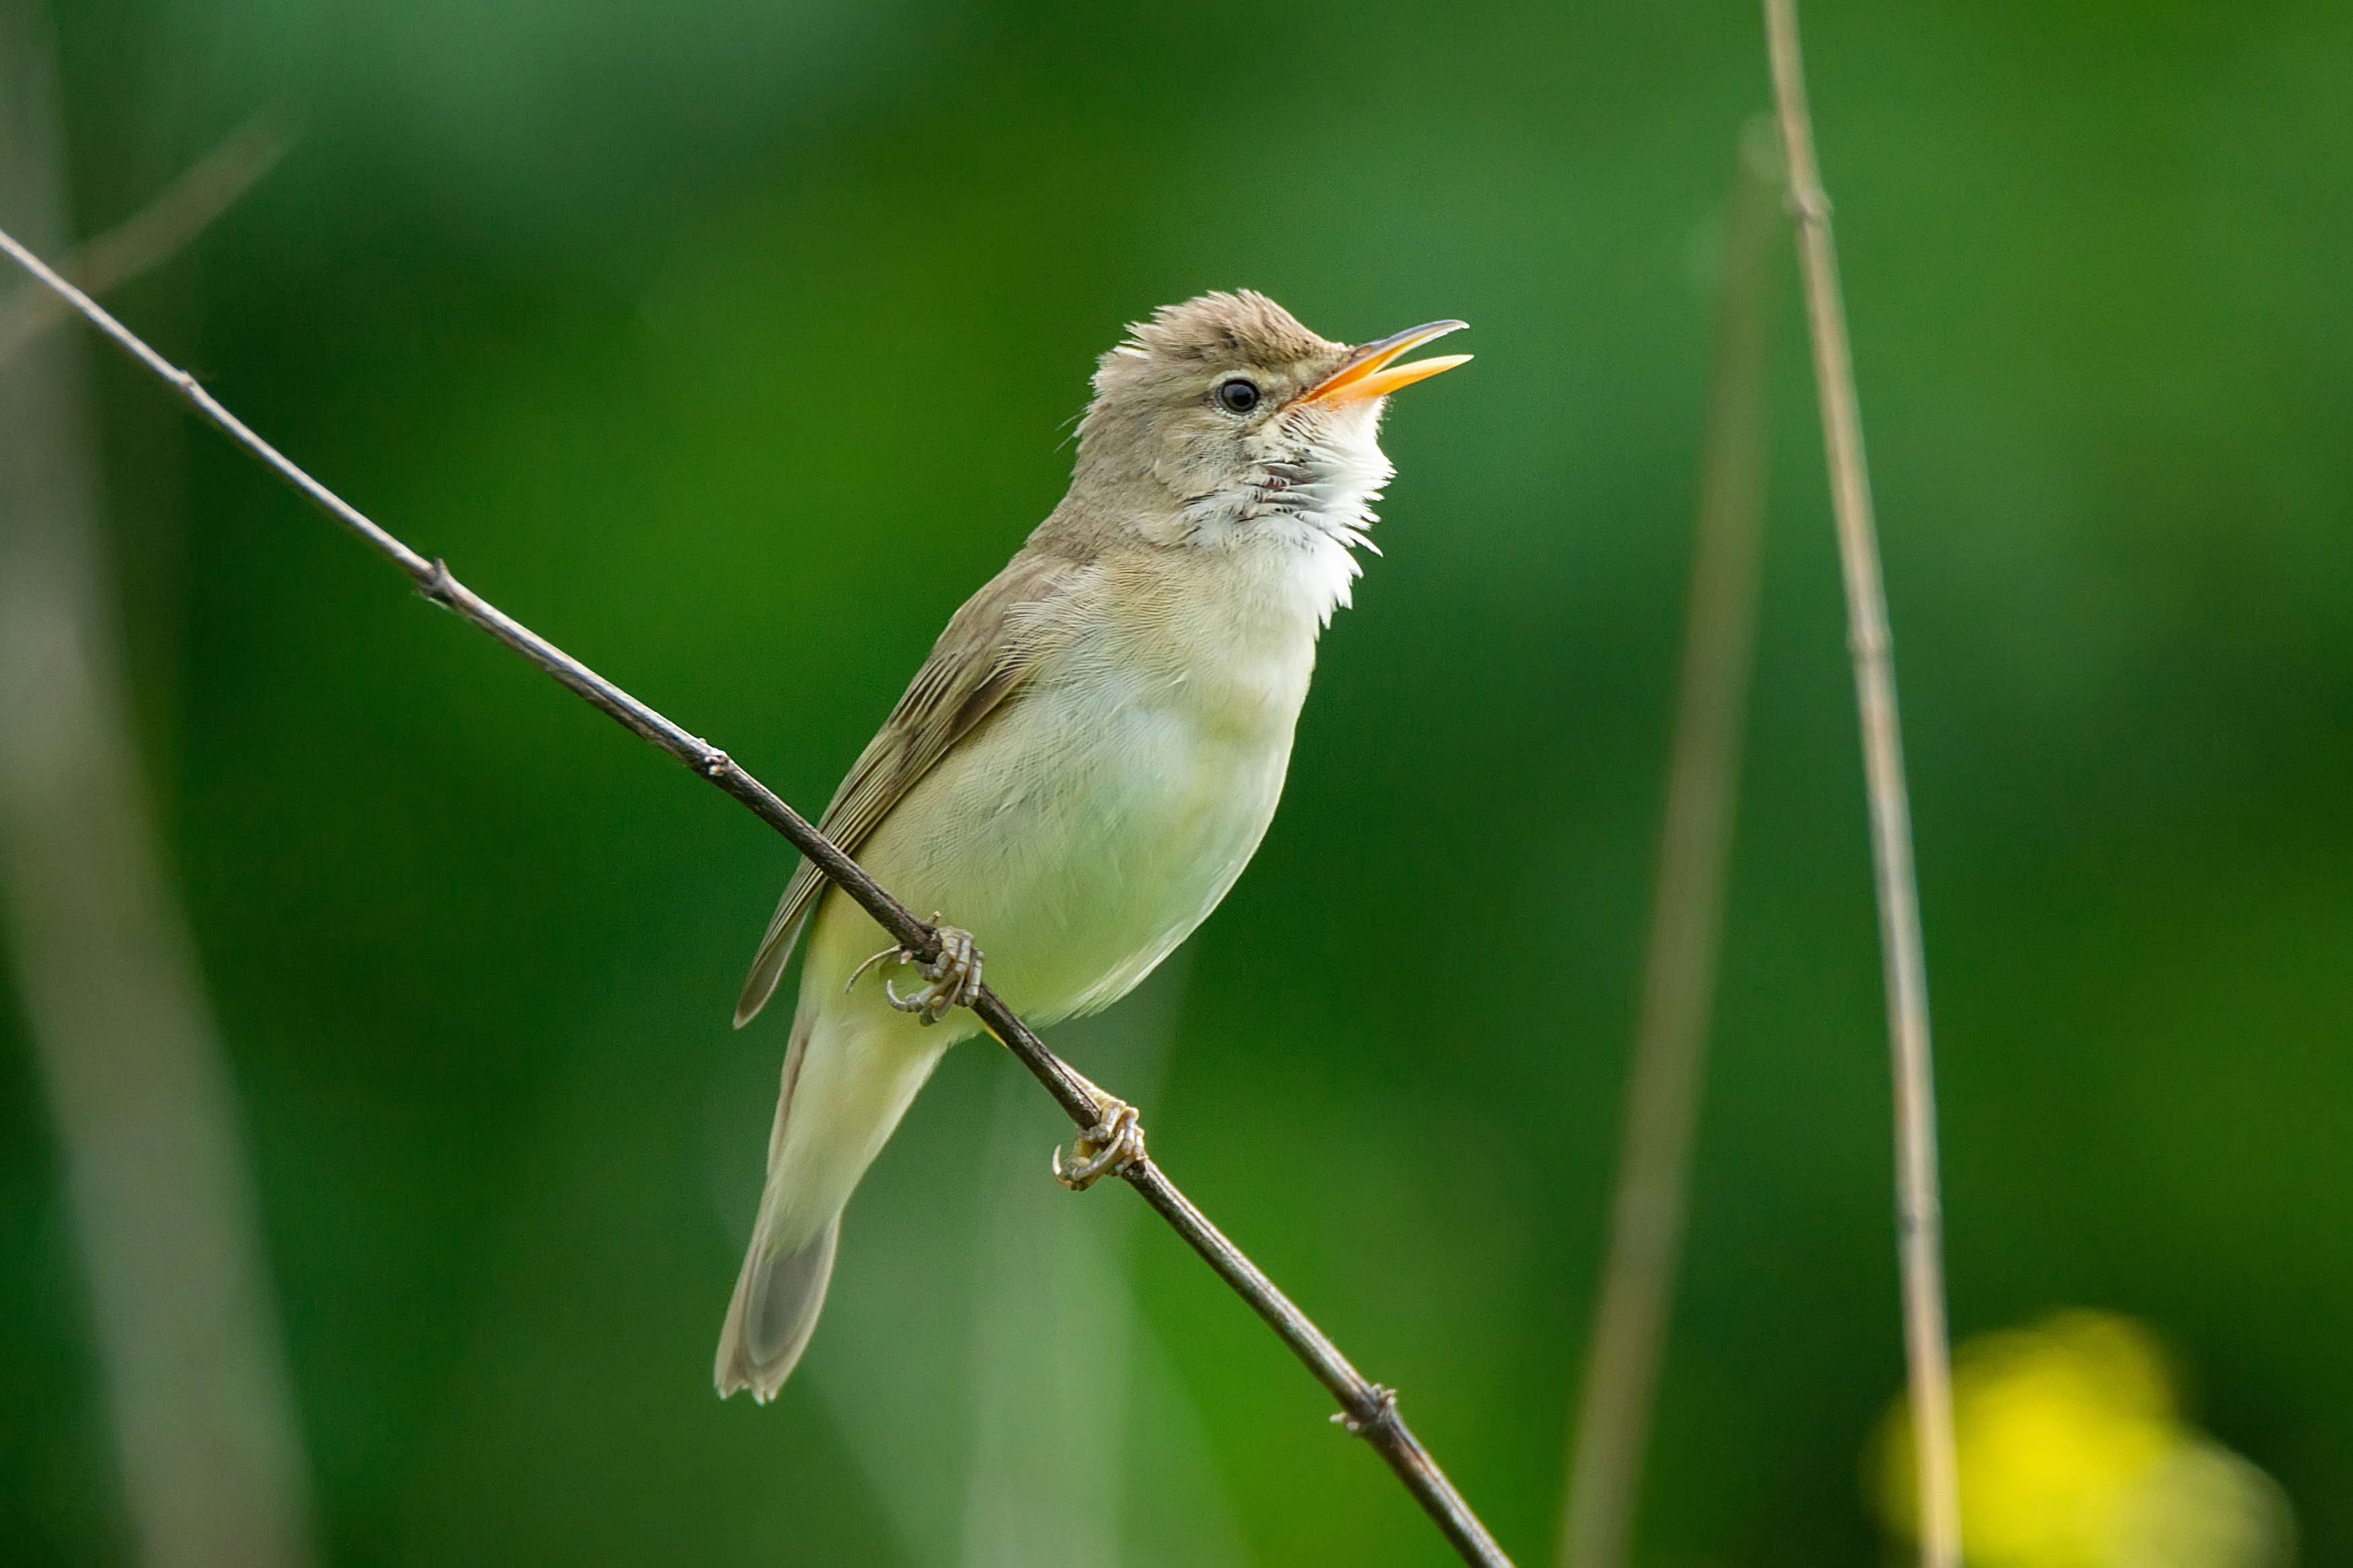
[1216,378,1261,413]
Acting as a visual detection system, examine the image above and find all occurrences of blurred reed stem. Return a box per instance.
[1761,3,1963,1564]
[0,111,290,364]
[1557,116,1783,1568]
[0,9,313,1565]
[0,207,1515,1568]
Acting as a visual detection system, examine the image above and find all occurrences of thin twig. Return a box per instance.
[0,111,293,364]
[0,225,1515,1568]
[1558,118,1782,1568]
[1759,4,1962,1565]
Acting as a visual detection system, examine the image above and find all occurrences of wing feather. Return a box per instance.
[732,549,1084,1026]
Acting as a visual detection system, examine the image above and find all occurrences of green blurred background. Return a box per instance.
[6,0,2351,1562]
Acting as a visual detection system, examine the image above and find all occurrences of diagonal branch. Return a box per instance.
[0,225,1516,1568]
[1760,3,1963,1565]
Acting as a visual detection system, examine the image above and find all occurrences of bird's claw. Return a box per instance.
[846,919,984,1026]
[1053,1093,1146,1191]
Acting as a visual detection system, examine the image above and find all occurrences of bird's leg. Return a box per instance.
[1051,1065,1147,1191]
[846,916,984,1027]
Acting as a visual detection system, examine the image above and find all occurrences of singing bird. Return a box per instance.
[717,291,1469,1399]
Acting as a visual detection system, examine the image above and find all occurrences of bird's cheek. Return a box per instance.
[1149,427,1228,495]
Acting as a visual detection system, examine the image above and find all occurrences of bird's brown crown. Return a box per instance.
[1094,290,1343,391]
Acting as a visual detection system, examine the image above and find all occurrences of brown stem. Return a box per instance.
[1558,117,1783,1568]
[1760,3,1964,1565]
[0,30,312,1568]
[0,224,1516,1568]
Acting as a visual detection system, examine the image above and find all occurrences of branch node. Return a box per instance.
[1332,1383,1401,1439]
[417,557,457,610]
[697,747,733,780]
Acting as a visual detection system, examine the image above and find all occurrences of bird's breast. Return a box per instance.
[1094,534,1338,724]
[855,565,1321,1025]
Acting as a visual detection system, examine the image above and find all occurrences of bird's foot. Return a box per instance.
[846,918,984,1026]
[1053,1079,1146,1192]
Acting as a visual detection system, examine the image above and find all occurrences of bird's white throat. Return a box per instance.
[1179,397,1397,629]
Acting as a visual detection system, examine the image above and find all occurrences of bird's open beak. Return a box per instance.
[1296,319,1472,406]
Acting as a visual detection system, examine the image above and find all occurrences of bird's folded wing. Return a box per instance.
[733,547,1086,1026]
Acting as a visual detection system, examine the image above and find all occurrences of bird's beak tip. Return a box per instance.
[1298,319,1473,406]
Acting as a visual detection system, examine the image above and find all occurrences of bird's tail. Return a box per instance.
[715,1001,948,1401]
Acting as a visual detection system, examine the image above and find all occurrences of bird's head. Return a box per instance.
[1072,290,1468,559]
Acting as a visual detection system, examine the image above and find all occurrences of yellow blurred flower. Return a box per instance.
[1871,1311,2294,1568]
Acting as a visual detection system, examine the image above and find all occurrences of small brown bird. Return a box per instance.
[717,291,1468,1399]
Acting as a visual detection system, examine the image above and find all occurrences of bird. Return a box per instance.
[716,290,1469,1401]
